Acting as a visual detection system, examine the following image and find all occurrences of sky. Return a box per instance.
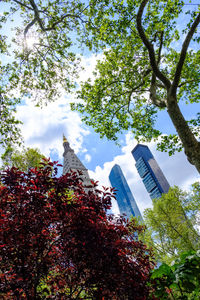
[15,52,199,216]
[1,1,200,217]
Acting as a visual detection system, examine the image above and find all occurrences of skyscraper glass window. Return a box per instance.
[109,164,143,220]
[132,144,170,199]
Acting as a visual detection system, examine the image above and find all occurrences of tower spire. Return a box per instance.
[62,135,91,188]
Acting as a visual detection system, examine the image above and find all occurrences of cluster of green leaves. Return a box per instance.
[150,250,200,299]
[0,92,22,148]
[143,184,200,264]
[1,146,45,171]
[157,113,200,156]
[73,48,161,142]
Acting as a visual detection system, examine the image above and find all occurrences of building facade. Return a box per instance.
[132,144,170,199]
[109,164,143,220]
[63,135,91,187]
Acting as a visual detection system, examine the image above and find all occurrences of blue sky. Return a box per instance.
[1,1,199,216]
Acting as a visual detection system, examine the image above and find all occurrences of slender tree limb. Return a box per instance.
[24,17,37,37]
[41,13,87,31]
[171,11,200,95]
[108,90,133,98]
[127,93,133,116]
[29,0,45,30]
[178,282,184,298]
[136,0,171,89]
[27,0,87,33]
[157,31,164,64]
[110,103,127,124]
[179,204,200,239]
[13,0,33,10]
[159,206,196,250]
[178,79,197,88]
[101,80,127,91]
[102,68,151,95]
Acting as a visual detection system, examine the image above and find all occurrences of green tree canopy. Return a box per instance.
[1,146,45,171]
[1,1,200,172]
[0,0,90,147]
[143,184,200,264]
[72,0,200,172]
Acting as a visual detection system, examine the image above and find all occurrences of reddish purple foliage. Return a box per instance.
[0,159,154,299]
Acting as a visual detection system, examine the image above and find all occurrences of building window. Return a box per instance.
[142,173,156,192]
[136,157,149,178]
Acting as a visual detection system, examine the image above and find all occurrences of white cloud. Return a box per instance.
[84,154,91,163]
[16,94,90,160]
[88,132,199,216]
[78,53,103,84]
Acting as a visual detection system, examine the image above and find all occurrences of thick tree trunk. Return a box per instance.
[167,95,200,173]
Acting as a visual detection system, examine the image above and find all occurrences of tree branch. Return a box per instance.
[178,79,198,88]
[29,0,45,30]
[110,103,127,124]
[171,11,200,95]
[27,0,87,33]
[157,31,164,64]
[41,13,86,32]
[136,0,171,89]
[159,206,196,251]
[24,17,37,37]
[150,73,167,108]
[13,0,32,10]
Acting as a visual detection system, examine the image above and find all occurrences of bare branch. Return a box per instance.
[178,79,197,88]
[136,0,171,89]
[109,75,153,124]
[171,11,200,95]
[40,13,86,32]
[26,0,87,33]
[127,92,133,116]
[12,0,32,10]
[159,206,196,251]
[157,31,164,64]
[110,103,127,124]
[24,17,37,37]
[29,0,45,30]
[100,68,151,95]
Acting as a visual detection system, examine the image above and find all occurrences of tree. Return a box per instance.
[0,160,154,299]
[72,0,200,173]
[1,146,45,171]
[0,93,22,148]
[1,0,90,147]
[150,250,200,299]
[143,184,200,264]
[2,2,200,172]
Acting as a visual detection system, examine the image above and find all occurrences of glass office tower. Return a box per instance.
[109,164,142,220]
[132,144,170,199]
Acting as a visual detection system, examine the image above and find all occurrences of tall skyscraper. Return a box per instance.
[132,144,170,199]
[63,135,91,187]
[109,164,143,220]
